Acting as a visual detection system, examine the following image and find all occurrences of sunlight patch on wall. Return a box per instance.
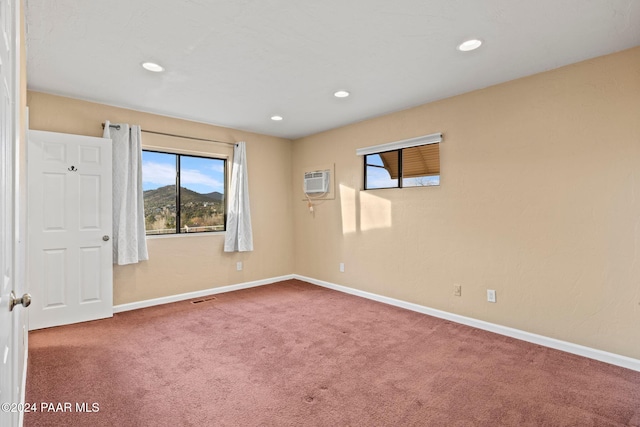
[339,184,357,234]
[360,191,392,231]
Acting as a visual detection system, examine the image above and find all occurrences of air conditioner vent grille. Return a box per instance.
[304,170,330,194]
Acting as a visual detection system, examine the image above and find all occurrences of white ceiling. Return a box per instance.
[25,0,640,140]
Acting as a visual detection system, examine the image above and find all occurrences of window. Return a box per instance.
[142,150,226,235]
[359,133,441,190]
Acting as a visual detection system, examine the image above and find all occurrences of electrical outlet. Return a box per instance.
[339,263,345,273]
[236,261,243,271]
[487,289,496,303]
[454,284,461,296]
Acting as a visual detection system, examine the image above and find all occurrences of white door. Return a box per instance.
[0,56,19,427]
[0,0,27,425]
[28,130,113,330]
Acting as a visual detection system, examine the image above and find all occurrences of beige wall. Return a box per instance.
[292,46,640,359]
[27,47,640,360]
[27,91,294,305]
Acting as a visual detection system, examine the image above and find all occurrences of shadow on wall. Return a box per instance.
[339,184,392,234]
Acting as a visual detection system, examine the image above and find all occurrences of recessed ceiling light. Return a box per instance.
[142,62,165,72]
[271,115,283,121]
[457,39,482,52]
[334,90,350,98]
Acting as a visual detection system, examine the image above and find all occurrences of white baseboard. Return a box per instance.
[294,274,640,372]
[113,274,295,313]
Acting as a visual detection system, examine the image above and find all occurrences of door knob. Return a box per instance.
[103,235,110,241]
[9,291,31,312]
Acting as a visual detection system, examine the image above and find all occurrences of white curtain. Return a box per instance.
[103,121,149,265]
[224,141,254,252]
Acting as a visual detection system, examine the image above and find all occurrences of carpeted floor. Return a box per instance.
[25,279,640,426]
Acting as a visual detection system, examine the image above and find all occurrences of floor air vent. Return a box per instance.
[191,296,217,304]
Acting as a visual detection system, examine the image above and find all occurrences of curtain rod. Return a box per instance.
[101,123,236,146]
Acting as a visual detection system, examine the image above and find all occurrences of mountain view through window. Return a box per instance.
[142,151,226,235]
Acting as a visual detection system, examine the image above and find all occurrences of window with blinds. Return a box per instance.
[359,133,441,190]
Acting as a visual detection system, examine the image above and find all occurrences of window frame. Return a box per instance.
[363,144,440,190]
[364,149,403,190]
[358,132,442,191]
[142,149,227,236]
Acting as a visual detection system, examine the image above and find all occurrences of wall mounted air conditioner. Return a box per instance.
[304,170,330,194]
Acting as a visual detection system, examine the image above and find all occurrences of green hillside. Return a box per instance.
[144,185,225,233]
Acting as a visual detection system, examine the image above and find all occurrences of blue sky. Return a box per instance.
[142,151,225,194]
